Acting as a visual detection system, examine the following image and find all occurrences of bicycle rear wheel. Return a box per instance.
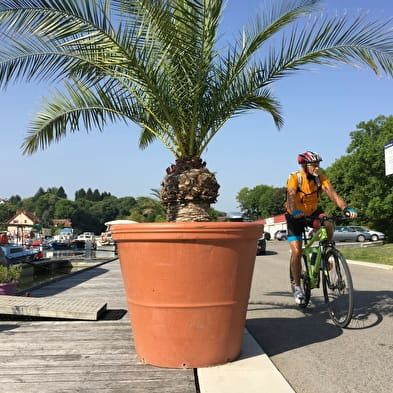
[290,256,311,308]
[322,248,354,327]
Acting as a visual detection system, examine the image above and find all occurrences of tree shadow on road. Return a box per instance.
[246,288,392,356]
[347,289,391,330]
[246,298,341,356]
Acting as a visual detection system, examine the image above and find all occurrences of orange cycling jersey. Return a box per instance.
[286,171,331,216]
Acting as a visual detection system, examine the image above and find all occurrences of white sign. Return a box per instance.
[385,141,393,176]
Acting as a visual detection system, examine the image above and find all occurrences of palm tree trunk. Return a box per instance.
[160,158,220,222]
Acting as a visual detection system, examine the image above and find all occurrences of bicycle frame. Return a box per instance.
[302,225,329,289]
[293,214,354,327]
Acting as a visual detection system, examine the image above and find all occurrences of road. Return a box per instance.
[246,240,393,393]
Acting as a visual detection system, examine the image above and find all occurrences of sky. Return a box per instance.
[1,0,393,213]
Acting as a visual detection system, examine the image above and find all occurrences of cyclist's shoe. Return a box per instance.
[294,287,305,305]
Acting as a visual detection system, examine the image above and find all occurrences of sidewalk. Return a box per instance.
[197,329,295,393]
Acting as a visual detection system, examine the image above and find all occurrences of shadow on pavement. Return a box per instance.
[246,301,342,356]
[247,288,393,356]
[348,289,392,330]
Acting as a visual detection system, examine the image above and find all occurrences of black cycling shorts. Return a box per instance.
[285,208,324,241]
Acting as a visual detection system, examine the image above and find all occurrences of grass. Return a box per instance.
[341,243,393,266]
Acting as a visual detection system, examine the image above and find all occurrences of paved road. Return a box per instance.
[246,240,393,393]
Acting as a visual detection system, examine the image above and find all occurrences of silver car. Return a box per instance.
[333,226,372,242]
[350,226,385,241]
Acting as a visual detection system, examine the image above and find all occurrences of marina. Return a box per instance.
[7,246,118,292]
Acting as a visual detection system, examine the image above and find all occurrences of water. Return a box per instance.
[17,247,117,291]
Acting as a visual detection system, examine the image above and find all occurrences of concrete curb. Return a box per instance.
[347,259,393,270]
[197,329,295,393]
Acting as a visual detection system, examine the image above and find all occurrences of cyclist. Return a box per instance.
[285,151,357,305]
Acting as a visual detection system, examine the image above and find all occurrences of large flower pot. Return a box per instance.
[0,281,18,295]
[111,221,263,368]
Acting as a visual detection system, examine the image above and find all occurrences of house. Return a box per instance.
[255,214,287,235]
[6,210,42,243]
[51,218,72,228]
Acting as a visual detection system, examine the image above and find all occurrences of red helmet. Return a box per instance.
[297,151,322,164]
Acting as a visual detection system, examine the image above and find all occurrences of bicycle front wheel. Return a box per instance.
[322,248,354,328]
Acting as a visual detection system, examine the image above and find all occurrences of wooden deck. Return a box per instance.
[0,260,196,393]
[0,295,107,320]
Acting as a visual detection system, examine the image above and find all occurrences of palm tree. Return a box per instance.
[1,0,393,222]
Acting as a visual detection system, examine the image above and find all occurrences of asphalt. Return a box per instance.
[197,258,392,393]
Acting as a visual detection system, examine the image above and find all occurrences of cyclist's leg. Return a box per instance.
[286,214,306,304]
[286,213,304,284]
[289,239,302,286]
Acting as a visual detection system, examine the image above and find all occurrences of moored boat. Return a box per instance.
[0,233,39,266]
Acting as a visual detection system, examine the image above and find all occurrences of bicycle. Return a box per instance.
[289,215,354,328]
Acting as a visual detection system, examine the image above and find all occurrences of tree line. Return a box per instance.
[0,187,167,236]
[1,115,392,240]
[236,115,393,242]
[0,186,224,236]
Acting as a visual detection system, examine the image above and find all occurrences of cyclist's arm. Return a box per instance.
[286,186,302,216]
[323,184,347,211]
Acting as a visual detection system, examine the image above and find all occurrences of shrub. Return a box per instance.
[0,265,22,283]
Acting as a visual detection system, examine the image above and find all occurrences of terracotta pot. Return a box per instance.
[0,281,18,295]
[111,221,263,368]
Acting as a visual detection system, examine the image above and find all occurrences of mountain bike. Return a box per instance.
[289,215,354,328]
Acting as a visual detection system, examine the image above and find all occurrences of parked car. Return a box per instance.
[274,230,287,241]
[256,236,266,255]
[226,211,244,222]
[350,226,385,241]
[333,226,372,242]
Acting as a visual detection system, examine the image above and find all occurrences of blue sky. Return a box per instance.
[1,0,393,213]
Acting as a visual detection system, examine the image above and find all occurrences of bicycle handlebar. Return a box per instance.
[302,214,350,226]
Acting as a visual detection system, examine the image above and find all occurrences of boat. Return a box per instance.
[71,238,96,250]
[98,220,137,246]
[50,241,71,250]
[0,233,40,265]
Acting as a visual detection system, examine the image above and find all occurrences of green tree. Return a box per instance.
[92,189,101,202]
[237,185,286,219]
[86,188,94,201]
[115,196,138,217]
[8,195,22,206]
[325,115,393,240]
[33,192,60,226]
[57,186,67,199]
[33,187,45,200]
[75,189,87,200]
[89,198,120,230]
[2,1,393,222]
[127,197,166,223]
[54,199,76,220]
[0,203,16,226]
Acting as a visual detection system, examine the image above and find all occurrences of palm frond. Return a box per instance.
[257,14,393,84]
[1,0,393,160]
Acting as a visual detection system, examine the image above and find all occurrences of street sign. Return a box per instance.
[385,141,393,176]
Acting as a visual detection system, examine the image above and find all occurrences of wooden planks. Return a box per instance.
[0,295,107,320]
[0,260,196,393]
